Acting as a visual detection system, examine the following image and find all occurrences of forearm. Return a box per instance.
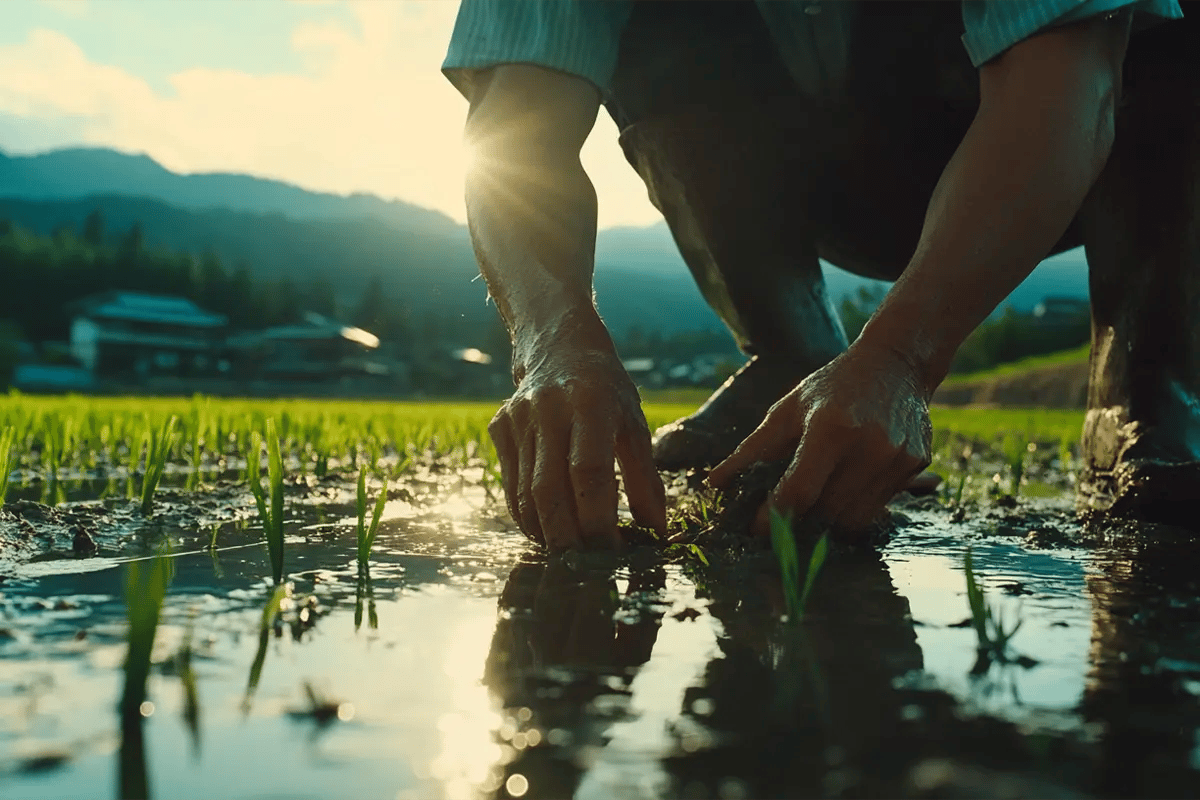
[460,63,612,382]
[859,21,1126,393]
[465,152,609,379]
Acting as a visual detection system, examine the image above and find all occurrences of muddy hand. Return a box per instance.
[707,342,932,536]
[488,344,666,551]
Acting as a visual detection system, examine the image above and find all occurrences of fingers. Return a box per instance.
[490,373,664,551]
[493,399,631,551]
[533,423,584,551]
[818,454,891,527]
[569,420,620,549]
[516,429,544,544]
[838,451,928,531]
[616,417,667,536]
[488,413,528,540]
[707,402,800,489]
[753,437,929,536]
[768,423,840,518]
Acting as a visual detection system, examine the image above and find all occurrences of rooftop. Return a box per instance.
[228,313,379,349]
[74,292,228,328]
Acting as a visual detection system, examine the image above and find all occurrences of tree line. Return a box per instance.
[0,210,414,345]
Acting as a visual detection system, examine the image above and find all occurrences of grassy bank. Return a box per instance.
[941,344,1089,386]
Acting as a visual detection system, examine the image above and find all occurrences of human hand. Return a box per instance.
[707,342,932,537]
[489,320,666,550]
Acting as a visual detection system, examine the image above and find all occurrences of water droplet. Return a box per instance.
[505,774,529,797]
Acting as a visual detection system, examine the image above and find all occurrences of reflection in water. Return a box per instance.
[118,703,149,800]
[661,550,925,798]
[10,499,1200,798]
[481,552,932,798]
[483,560,667,799]
[354,572,378,631]
[1084,532,1200,798]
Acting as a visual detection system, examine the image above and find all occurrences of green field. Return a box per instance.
[0,393,1085,478]
[0,392,1087,519]
[940,343,1089,385]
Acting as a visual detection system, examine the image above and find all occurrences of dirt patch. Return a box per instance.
[933,361,1089,408]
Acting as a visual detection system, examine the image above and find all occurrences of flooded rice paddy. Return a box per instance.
[2,402,1200,799]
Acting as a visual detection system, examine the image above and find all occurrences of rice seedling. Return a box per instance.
[964,547,1023,666]
[247,419,286,585]
[664,542,710,566]
[356,465,389,571]
[0,426,16,504]
[186,405,205,490]
[1058,434,1074,476]
[1001,431,1027,498]
[124,428,143,501]
[41,417,67,506]
[769,507,829,623]
[140,415,178,516]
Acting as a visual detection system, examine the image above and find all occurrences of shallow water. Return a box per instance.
[3,480,1200,799]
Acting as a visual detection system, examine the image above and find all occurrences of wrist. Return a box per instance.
[854,310,953,398]
[510,300,616,384]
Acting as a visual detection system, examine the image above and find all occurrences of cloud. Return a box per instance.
[0,2,659,228]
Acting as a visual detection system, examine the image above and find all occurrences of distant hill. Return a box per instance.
[0,146,1090,344]
[0,147,462,235]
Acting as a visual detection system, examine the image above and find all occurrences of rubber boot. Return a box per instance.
[617,107,850,470]
[1078,16,1200,526]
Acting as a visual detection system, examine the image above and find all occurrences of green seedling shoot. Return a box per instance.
[1058,435,1074,475]
[140,415,179,516]
[769,507,829,623]
[356,466,389,570]
[1001,432,1026,498]
[247,419,286,585]
[964,547,1023,661]
[0,426,16,504]
[187,406,205,489]
[42,420,64,506]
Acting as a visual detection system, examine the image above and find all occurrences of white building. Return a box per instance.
[69,292,228,377]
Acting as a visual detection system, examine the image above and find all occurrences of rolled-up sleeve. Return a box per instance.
[442,0,633,101]
[962,0,1184,67]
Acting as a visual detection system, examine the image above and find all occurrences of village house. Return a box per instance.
[68,292,230,380]
[227,312,389,384]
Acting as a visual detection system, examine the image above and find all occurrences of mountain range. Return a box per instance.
[0,147,1089,343]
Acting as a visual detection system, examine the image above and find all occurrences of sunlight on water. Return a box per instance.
[576,576,723,800]
[427,492,487,523]
[431,614,505,800]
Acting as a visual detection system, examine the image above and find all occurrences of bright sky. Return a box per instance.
[0,0,664,229]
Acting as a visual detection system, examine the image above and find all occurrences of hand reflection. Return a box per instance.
[666,549,925,797]
[481,559,667,800]
[486,559,666,697]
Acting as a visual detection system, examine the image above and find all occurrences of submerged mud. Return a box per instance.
[2,457,1200,799]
